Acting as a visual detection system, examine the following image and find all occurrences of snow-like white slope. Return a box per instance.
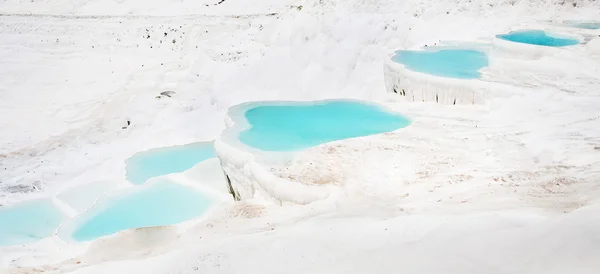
[1,0,600,273]
[0,0,294,16]
[66,204,600,274]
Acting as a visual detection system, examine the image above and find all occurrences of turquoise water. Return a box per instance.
[573,22,600,29]
[237,101,410,151]
[71,181,213,241]
[496,30,579,47]
[0,199,65,246]
[391,49,488,79]
[125,142,216,185]
[564,20,600,29]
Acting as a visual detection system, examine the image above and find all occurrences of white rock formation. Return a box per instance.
[384,55,487,105]
[214,102,334,205]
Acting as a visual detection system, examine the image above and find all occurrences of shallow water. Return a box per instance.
[496,30,579,47]
[238,101,410,151]
[70,181,214,241]
[564,20,600,30]
[57,180,118,213]
[125,142,216,185]
[391,48,488,79]
[573,22,600,29]
[0,199,65,246]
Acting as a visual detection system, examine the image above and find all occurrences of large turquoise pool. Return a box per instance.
[391,48,488,79]
[125,142,216,184]
[236,101,410,151]
[0,199,65,246]
[69,181,213,241]
[496,30,579,47]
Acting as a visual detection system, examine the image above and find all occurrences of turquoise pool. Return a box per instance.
[496,30,579,47]
[564,20,600,30]
[0,199,65,246]
[125,142,216,185]
[573,22,600,29]
[236,101,410,151]
[69,181,213,241]
[391,48,488,79]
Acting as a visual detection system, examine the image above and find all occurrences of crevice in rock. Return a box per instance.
[217,156,240,201]
[225,174,240,201]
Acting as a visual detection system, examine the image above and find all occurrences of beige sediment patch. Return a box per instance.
[540,177,580,194]
[79,225,180,264]
[226,202,266,219]
[269,143,350,187]
[5,226,181,274]
[449,174,474,182]
[282,173,339,185]
[5,266,60,274]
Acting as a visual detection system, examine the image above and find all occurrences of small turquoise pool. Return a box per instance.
[574,22,600,29]
[496,30,579,47]
[0,199,65,246]
[125,142,216,185]
[391,49,488,79]
[564,20,600,30]
[237,101,410,151]
[70,181,213,241]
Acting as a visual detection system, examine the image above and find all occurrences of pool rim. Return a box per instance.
[384,43,502,105]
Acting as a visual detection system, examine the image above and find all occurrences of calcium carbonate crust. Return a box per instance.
[384,54,488,105]
[214,101,342,205]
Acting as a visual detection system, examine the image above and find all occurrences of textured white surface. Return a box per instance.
[1,0,600,273]
[586,38,600,56]
[384,57,487,104]
[214,138,333,205]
